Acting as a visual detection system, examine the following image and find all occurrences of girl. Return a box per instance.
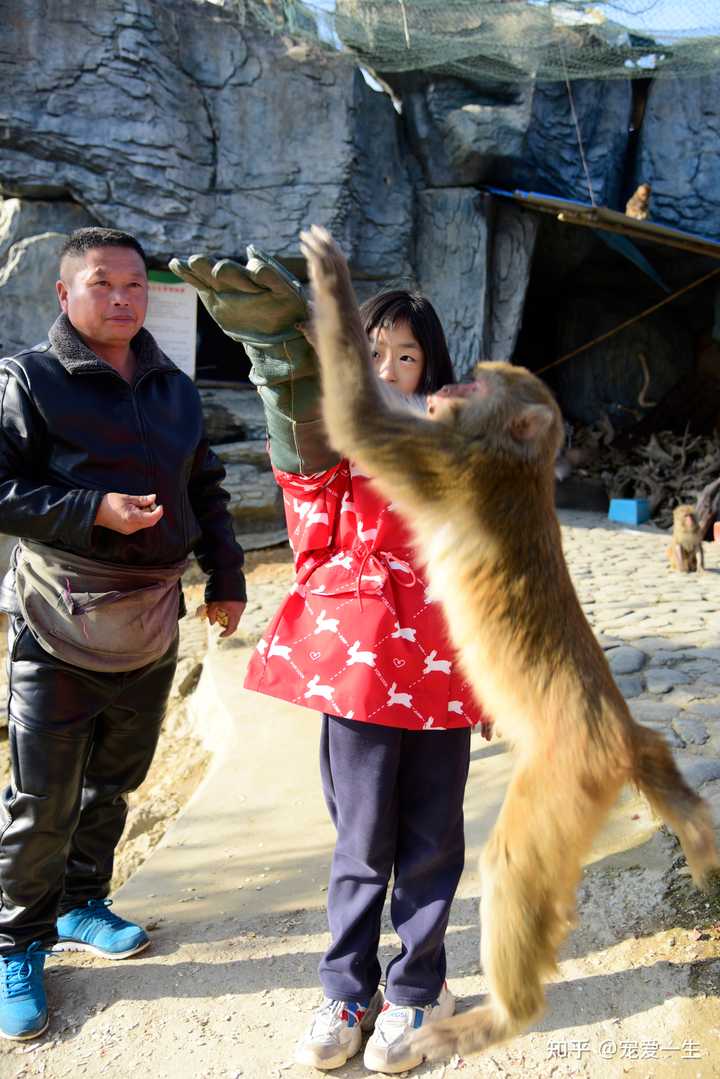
[172,251,490,1075]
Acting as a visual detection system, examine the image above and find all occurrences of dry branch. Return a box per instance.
[566,427,720,530]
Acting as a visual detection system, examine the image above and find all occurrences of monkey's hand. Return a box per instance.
[299,225,459,506]
[169,248,309,347]
[299,225,377,408]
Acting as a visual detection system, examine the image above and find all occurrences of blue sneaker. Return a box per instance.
[56,899,149,960]
[0,942,50,1041]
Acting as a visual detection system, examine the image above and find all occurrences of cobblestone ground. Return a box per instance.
[560,511,720,817]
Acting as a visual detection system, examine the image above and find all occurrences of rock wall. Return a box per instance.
[0,0,413,271]
[2,0,719,437]
[636,73,720,242]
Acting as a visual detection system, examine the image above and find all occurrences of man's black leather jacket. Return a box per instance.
[0,314,245,606]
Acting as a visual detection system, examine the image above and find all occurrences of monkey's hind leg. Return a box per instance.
[633,724,719,888]
[667,543,688,572]
[408,761,622,1062]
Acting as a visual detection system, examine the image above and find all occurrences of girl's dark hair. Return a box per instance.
[359,290,455,395]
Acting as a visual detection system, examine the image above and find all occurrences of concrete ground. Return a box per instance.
[2,511,720,1079]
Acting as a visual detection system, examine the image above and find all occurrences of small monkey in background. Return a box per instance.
[667,504,704,573]
[298,225,719,1065]
[626,182,652,220]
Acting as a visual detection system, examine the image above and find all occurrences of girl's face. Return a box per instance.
[370,319,425,396]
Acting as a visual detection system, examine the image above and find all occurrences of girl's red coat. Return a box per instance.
[244,461,491,736]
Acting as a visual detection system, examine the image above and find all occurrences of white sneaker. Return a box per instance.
[295,989,383,1070]
[363,983,455,1074]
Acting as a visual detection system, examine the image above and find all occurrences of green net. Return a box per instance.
[245,0,720,81]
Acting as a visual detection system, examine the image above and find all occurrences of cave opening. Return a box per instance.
[513,213,720,439]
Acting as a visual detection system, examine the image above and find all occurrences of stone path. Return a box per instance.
[561,511,720,814]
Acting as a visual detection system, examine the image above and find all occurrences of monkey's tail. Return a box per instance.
[407,1001,519,1063]
[632,723,719,889]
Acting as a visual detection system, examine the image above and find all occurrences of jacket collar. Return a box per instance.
[47,313,178,379]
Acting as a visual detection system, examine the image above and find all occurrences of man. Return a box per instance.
[0,227,246,1040]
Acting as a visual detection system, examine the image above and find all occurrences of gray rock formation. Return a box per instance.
[198,385,268,444]
[212,440,287,550]
[483,201,538,362]
[635,73,720,241]
[521,80,632,210]
[0,197,98,355]
[391,75,534,188]
[389,74,632,209]
[0,233,66,356]
[0,0,413,275]
[415,189,491,377]
[0,199,96,266]
[198,390,287,548]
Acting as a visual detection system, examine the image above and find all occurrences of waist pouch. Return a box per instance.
[15,540,187,672]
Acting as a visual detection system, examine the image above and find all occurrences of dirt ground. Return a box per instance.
[0,546,295,890]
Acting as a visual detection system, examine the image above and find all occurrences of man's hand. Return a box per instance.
[196,600,246,638]
[95,493,164,534]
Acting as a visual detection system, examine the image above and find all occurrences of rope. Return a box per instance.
[537,265,720,376]
[560,45,596,208]
[398,0,411,48]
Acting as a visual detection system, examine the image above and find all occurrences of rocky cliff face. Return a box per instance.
[0,0,413,268]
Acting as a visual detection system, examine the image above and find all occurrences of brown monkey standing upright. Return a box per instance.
[298,225,719,1064]
[667,504,704,573]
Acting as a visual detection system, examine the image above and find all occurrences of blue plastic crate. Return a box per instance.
[608,498,650,525]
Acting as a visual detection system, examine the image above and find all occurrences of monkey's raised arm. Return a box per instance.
[299,226,461,507]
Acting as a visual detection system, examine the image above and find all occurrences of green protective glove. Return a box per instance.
[169,247,338,475]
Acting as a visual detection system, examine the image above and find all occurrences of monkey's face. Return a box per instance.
[429,362,563,464]
[426,381,481,420]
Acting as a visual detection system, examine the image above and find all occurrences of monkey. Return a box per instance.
[298,225,719,1066]
[625,182,652,221]
[667,504,704,573]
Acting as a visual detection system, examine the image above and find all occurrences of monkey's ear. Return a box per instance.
[509,404,555,445]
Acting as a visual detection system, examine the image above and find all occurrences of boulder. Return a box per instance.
[391,74,534,188]
[389,74,631,209]
[0,197,96,266]
[198,386,267,444]
[0,233,67,356]
[212,440,287,550]
[0,197,98,354]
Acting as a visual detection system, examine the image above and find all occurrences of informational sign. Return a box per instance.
[145,270,198,379]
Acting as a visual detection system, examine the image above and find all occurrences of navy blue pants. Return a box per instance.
[319,714,471,1006]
